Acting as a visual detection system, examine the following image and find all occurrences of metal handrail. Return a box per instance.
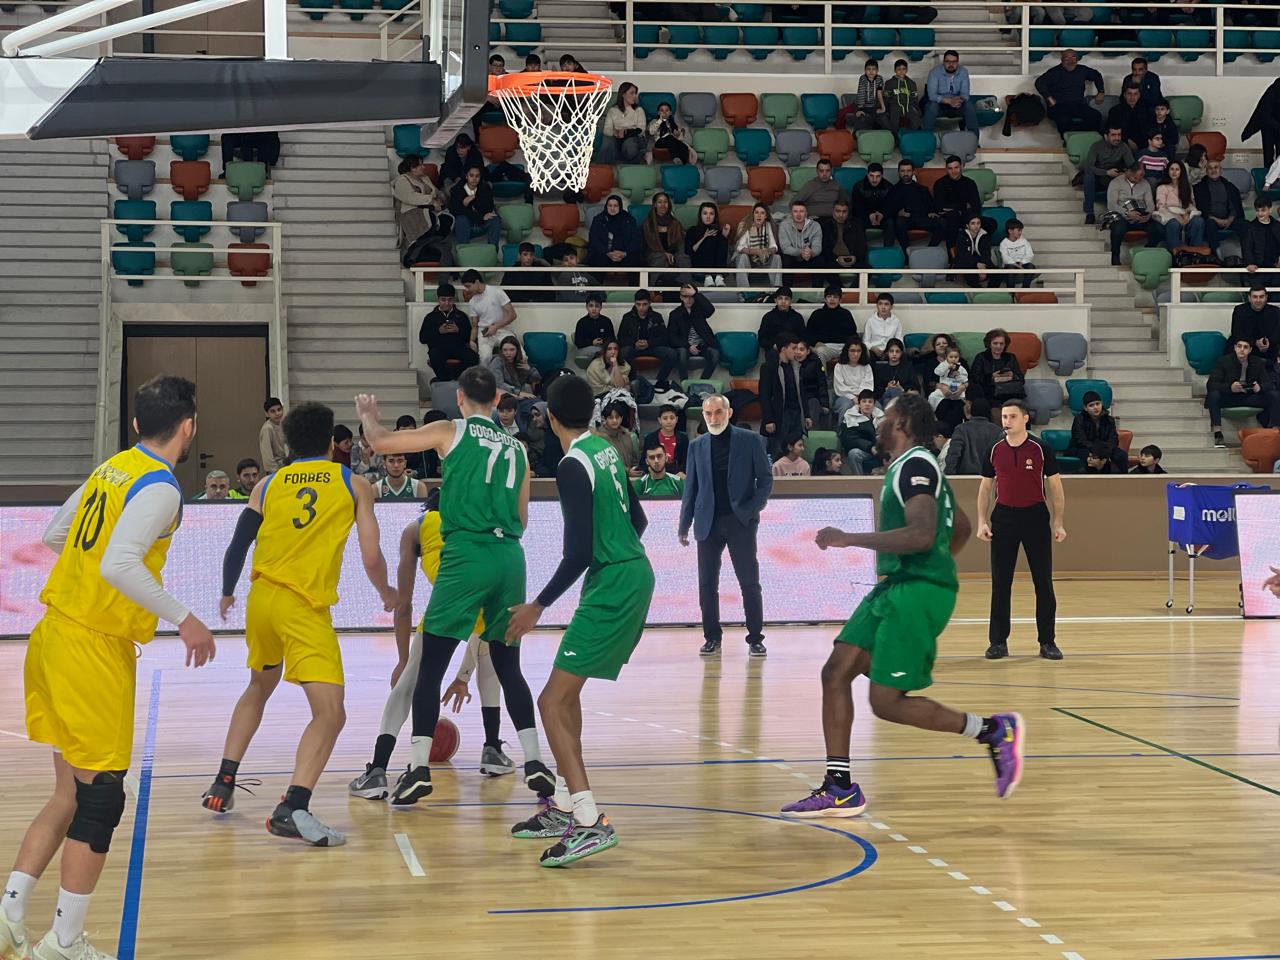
[1168,267,1271,304]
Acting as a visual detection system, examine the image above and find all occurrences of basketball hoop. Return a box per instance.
[488,71,613,193]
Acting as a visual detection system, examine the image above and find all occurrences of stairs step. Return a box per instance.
[1092,338,1157,353]
[1088,352,1176,369]
[1115,399,1207,417]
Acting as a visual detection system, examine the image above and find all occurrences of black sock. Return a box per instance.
[825,756,852,790]
[218,758,240,782]
[482,707,501,748]
[977,718,997,741]
[284,785,312,812]
[371,734,396,771]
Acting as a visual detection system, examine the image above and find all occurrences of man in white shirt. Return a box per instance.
[862,292,904,360]
[461,269,517,365]
[996,218,1037,289]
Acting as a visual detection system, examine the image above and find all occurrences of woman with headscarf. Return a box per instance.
[587,194,644,282]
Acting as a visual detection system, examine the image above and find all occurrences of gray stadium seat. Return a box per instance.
[908,244,949,287]
[939,130,978,165]
[773,128,814,168]
[1154,286,1199,306]
[430,379,462,418]
[226,201,269,242]
[1025,379,1064,425]
[679,92,718,128]
[114,160,156,200]
[1222,167,1253,197]
[892,291,925,304]
[1042,332,1089,375]
[703,165,744,205]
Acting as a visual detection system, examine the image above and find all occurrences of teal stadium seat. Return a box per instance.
[741,25,779,60]
[660,164,700,203]
[782,26,820,60]
[112,241,155,286]
[639,92,676,119]
[504,21,541,55]
[898,131,937,168]
[733,128,773,166]
[170,200,212,242]
[1066,378,1112,414]
[927,291,969,304]
[983,205,1016,241]
[169,135,210,161]
[1041,430,1082,472]
[522,332,569,376]
[703,25,739,60]
[1181,331,1228,375]
[113,199,155,243]
[502,242,542,267]
[633,24,659,58]
[718,331,761,376]
[832,165,867,193]
[867,246,905,286]
[860,27,895,58]
[801,93,839,131]
[667,24,700,59]
[903,332,931,352]
[393,124,422,158]
[900,27,933,61]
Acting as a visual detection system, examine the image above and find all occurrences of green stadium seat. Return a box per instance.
[1166,96,1203,135]
[692,127,730,166]
[224,161,266,201]
[1064,131,1102,168]
[617,165,658,203]
[856,130,895,165]
[456,242,499,270]
[950,331,987,363]
[169,135,210,161]
[1199,290,1243,304]
[113,199,155,243]
[803,429,840,463]
[968,167,997,203]
[1181,330,1228,375]
[673,203,700,229]
[761,93,800,129]
[790,166,818,193]
[719,331,761,375]
[1131,247,1173,290]
[498,203,534,243]
[170,200,212,242]
[801,93,840,131]
[972,291,1013,305]
[1066,378,1112,414]
[170,241,214,285]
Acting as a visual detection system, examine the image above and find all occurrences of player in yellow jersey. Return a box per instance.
[200,402,396,847]
[1,376,216,960]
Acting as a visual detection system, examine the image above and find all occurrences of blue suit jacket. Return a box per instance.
[678,426,773,541]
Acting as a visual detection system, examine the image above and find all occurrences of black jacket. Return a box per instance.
[440,145,485,185]
[886,179,935,221]
[618,307,668,351]
[1242,77,1280,142]
[1243,218,1280,269]
[798,353,829,411]
[573,312,616,349]
[1107,101,1148,149]
[1228,302,1280,362]
[418,305,472,347]
[684,222,729,269]
[1035,62,1105,104]
[852,176,893,222]
[932,174,981,220]
[757,307,807,353]
[1068,411,1120,457]
[1207,352,1276,394]
[805,304,857,347]
[501,258,554,303]
[968,350,1026,402]
[758,354,805,428]
[448,180,497,221]
[666,291,720,350]
[1193,175,1246,225]
[953,228,994,267]
[820,217,869,265]
[872,359,920,399]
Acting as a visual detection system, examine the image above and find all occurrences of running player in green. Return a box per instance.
[506,376,655,867]
[355,366,554,805]
[780,394,1025,819]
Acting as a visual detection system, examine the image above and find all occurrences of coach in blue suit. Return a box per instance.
[678,394,774,658]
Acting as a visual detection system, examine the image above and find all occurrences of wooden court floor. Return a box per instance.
[1,580,1278,960]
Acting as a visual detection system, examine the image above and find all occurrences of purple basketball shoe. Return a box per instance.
[780,779,867,818]
[982,712,1025,798]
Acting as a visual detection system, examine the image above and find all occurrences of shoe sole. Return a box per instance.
[699,648,721,657]
[201,793,233,814]
[748,650,767,658]
[349,785,389,800]
[539,832,618,867]
[389,783,433,806]
[998,712,1026,799]
[265,818,335,847]
[985,648,1008,660]
[480,764,517,777]
[0,927,31,960]
[1039,649,1064,660]
[779,803,867,819]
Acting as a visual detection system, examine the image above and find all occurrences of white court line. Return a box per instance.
[1063,952,1087,960]
[969,885,991,895]
[993,901,1016,912]
[869,822,890,830]
[952,614,1236,625]
[927,858,948,867]
[394,833,425,877]
[888,833,909,842]
[1041,934,1064,945]
[907,845,927,854]
[1018,918,1041,928]
[0,728,29,740]
[947,871,969,881]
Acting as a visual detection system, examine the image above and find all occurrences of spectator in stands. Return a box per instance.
[833,339,873,422]
[686,203,730,286]
[1206,337,1280,446]
[840,390,881,475]
[1121,57,1162,111]
[219,131,279,179]
[493,395,521,437]
[585,339,633,397]
[559,53,586,72]
[852,163,892,238]
[806,284,858,364]
[593,400,641,473]
[1243,78,1280,170]
[376,453,429,498]
[1229,285,1280,362]
[1107,86,1148,154]
[929,345,969,428]
[524,53,542,70]
[1194,160,1247,255]
[874,338,919,403]
[733,203,782,288]
[449,166,501,248]
[647,100,694,165]
[1155,161,1206,249]
[811,448,844,476]
[598,82,646,164]
[643,192,693,285]
[821,200,868,274]
[883,59,922,131]
[835,59,889,131]
[1244,198,1280,290]
[1129,444,1166,474]
[915,332,957,389]
[1068,389,1127,472]
[1107,165,1161,266]
[643,404,690,474]
[771,435,811,476]
[552,249,594,303]
[933,155,983,247]
[574,293,615,361]
[618,289,678,382]
[668,282,721,379]
[944,399,1004,475]
[332,425,353,467]
[759,332,809,457]
[923,50,977,132]
[778,200,823,285]
[349,424,383,480]
[794,339,830,426]
[1082,125,1135,224]
[488,334,542,398]
[502,242,554,302]
[1036,49,1105,136]
[259,397,286,472]
[587,194,644,278]
[953,214,995,288]
[394,415,431,479]
[634,442,686,497]
[998,218,1038,288]
[392,155,445,256]
[1083,441,1118,474]
[194,470,231,501]
[1149,100,1180,161]
[968,328,1026,421]
[1137,131,1171,185]
[523,406,547,474]
[863,292,903,360]
[886,160,942,253]
[231,458,259,498]
[794,159,850,220]
[440,133,485,190]
[1185,143,1210,187]
[418,282,478,378]
[461,269,516,365]
[757,285,807,353]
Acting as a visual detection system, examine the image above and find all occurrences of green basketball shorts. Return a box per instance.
[423,535,526,645]
[835,578,958,691]
[554,558,655,680]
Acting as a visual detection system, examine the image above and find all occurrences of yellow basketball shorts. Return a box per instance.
[245,579,344,686]
[25,612,138,772]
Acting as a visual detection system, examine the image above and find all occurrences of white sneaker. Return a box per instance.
[714,274,726,286]
[33,931,115,960]
[703,275,715,288]
[0,910,31,960]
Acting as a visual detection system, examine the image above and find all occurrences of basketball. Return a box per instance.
[430,717,460,763]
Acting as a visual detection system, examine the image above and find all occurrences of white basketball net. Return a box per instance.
[490,72,613,193]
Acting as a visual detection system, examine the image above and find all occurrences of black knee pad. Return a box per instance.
[67,771,127,854]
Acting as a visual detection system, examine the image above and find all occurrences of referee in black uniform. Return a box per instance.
[976,398,1067,661]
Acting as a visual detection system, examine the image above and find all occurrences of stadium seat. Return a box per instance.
[803,429,840,462]
[430,379,463,418]
[720,204,754,234]
[456,243,499,272]
[1005,331,1042,370]
[681,378,729,409]
[1252,167,1280,202]
[478,124,519,163]
[704,165,744,204]
[523,332,569,376]
[169,135,210,161]
[830,26,858,62]
[499,0,533,16]
[815,129,855,166]
[980,206,1015,241]
[1199,290,1242,304]
[115,136,155,160]
[1041,430,1082,472]
[740,24,780,60]
[746,166,787,205]
[166,160,210,202]
[628,203,652,224]
[114,160,155,200]
[899,131,937,168]
[226,201,268,242]
[832,165,867,193]
[692,127,731,166]
[801,93,840,131]
[111,240,155,285]
[968,167,997,204]
[972,291,1013,304]
[908,244,948,287]
[1137,28,1172,60]
[1064,131,1102,168]
[903,332,931,352]
[617,165,657,203]
[1222,167,1252,198]
[950,331,986,363]
[224,160,266,201]
[790,166,817,193]
[661,164,700,203]
[393,124,422,157]
[1254,27,1280,63]
[702,24,739,59]
[1166,96,1204,134]
[1187,131,1227,163]
[1058,26,1095,50]
[504,22,541,55]
[1222,29,1250,63]
[633,24,659,57]
[170,241,214,285]
[1066,378,1112,414]
[914,168,947,193]
[867,246,905,285]
[339,0,374,21]
[502,242,543,267]
[773,128,814,167]
[673,203,701,229]
[584,164,615,203]
[639,92,676,120]
[928,291,969,304]
[537,203,581,243]
[498,202,534,243]
[856,130,895,166]
[1015,291,1058,304]
[761,93,800,129]
[1131,247,1173,290]
[1241,429,1280,472]
[1181,330,1228,375]
[1043,332,1088,375]
[1024,379,1063,425]
[113,199,155,243]
[860,27,896,58]
[782,25,820,60]
[720,92,759,128]
[667,24,700,59]
[900,26,935,61]
[170,200,212,242]
[939,130,978,164]
[972,94,1004,128]
[719,331,761,375]
[228,242,270,286]
[734,128,773,165]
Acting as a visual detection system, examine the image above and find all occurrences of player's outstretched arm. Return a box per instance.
[219,479,266,620]
[391,519,420,677]
[355,393,455,455]
[352,475,397,610]
[818,494,938,555]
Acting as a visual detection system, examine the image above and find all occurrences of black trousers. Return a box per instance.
[696,514,764,645]
[989,502,1056,646]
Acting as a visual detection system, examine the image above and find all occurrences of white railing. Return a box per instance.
[378,0,424,62]
[96,218,285,459]
[1169,267,1270,304]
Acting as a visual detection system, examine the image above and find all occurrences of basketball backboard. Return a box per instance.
[421,0,490,146]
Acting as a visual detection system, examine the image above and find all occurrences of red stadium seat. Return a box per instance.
[115,136,156,160]
[537,203,581,243]
[815,129,855,166]
[1187,131,1226,162]
[584,164,615,203]
[719,204,754,234]
[914,168,947,193]
[746,166,787,205]
[1005,331,1042,370]
[478,124,520,163]
[170,161,211,201]
[227,242,270,286]
[1015,291,1058,304]
[719,92,759,128]
[1241,428,1280,472]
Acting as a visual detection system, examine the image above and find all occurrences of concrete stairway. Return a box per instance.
[982,154,1236,472]
[0,138,107,486]
[274,127,420,422]
[541,0,625,72]
[933,2,1021,76]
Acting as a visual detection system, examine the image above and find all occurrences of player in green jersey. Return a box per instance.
[780,394,1025,820]
[355,366,554,807]
[506,376,655,867]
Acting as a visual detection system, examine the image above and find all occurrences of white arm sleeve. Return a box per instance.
[42,483,87,553]
[99,482,191,627]
[453,634,482,683]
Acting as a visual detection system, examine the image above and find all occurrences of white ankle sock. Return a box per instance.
[516,727,541,764]
[961,713,983,739]
[410,735,433,769]
[570,790,598,826]
[3,871,37,923]
[52,889,91,949]
[553,776,572,812]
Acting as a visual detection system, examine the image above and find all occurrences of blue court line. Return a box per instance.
[934,680,1240,701]
[116,669,161,960]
